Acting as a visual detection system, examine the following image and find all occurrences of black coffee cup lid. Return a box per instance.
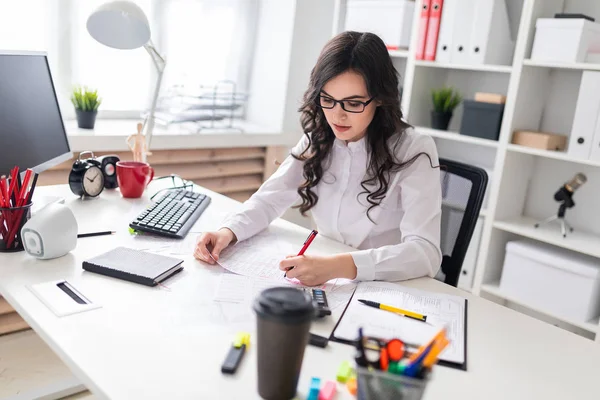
[253,287,315,324]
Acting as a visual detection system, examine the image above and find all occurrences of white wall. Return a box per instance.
[244,0,296,130]
[281,0,337,140]
[250,0,336,229]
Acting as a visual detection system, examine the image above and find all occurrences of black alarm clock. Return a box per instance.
[69,151,105,198]
[97,154,120,189]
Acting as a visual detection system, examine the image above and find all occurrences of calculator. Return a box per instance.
[306,288,331,318]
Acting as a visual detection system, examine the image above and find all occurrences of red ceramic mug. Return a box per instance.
[116,161,155,198]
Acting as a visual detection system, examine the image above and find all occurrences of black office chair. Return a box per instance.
[436,158,488,287]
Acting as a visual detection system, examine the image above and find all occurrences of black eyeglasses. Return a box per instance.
[316,95,375,113]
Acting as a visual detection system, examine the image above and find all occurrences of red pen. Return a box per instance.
[0,176,8,208]
[284,230,318,277]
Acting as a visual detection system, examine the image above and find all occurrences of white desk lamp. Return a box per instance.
[86,1,165,160]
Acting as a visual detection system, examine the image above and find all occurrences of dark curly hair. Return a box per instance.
[292,31,435,219]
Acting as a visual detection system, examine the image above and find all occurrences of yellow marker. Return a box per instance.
[357,299,427,321]
[233,332,251,348]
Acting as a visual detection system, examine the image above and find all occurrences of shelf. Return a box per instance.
[507,144,600,168]
[388,49,409,58]
[480,282,600,333]
[414,60,512,73]
[523,59,600,71]
[416,126,499,148]
[493,216,600,259]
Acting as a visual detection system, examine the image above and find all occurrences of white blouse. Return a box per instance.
[220,128,442,282]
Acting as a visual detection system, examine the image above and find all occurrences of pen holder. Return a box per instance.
[0,203,33,253]
[356,367,431,400]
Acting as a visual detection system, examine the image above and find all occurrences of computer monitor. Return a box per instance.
[0,51,71,177]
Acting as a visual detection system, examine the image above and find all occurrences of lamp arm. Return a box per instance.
[142,42,166,155]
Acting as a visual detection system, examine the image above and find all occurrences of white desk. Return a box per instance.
[1,184,600,400]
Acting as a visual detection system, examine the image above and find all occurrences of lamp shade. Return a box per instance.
[86,1,151,50]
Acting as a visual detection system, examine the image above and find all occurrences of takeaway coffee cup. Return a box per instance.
[253,287,316,400]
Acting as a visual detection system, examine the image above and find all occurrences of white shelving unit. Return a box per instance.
[414,60,513,74]
[507,144,600,168]
[523,58,600,71]
[416,126,499,148]
[333,0,600,342]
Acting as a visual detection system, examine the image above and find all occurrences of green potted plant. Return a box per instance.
[71,86,101,129]
[431,86,462,131]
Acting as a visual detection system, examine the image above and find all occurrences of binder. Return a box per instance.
[458,216,483,291]
[468,0,514,65]
[450,0,474,64]
[424,0,444,61]
[416,0,432,60]
[568,71,600,160]
[344,1,415,50]
[587,107,600,162]
[435,0,457,63]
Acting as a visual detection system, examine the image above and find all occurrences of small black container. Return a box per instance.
[75,109,98,129]
[431,111,453,131]
[460,100,505,141]
[0,203,33,252]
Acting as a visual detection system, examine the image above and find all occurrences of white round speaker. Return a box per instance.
[21,203,78,260]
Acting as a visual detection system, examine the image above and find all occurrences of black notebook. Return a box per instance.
[82,247,184,287]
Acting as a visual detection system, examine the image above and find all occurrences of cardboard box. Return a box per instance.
[512,130,567,150]
[474,92,506,104]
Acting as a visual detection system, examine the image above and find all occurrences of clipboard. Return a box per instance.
[327,281,468,371]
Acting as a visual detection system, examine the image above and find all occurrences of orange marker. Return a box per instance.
[423,337,450,368]
[408,327,447,363]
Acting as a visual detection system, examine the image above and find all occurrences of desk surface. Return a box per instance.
[1,185,600,400]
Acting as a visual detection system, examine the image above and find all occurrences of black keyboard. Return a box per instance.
[129,189,211,239]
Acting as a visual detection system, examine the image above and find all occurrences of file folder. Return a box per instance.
[569,71,600,160]
[469,0,514,65]
[424,0,444,61]
[435,0,456,63]
[589,113,600,162]
[416,0,432,60]
[450,0,474,64]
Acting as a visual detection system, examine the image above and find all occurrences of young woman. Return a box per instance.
[194,31,442,286]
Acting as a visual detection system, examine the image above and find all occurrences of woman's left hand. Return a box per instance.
[279,254,334,286]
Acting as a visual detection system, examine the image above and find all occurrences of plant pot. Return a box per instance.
[431,111,453,131]
[75,109,98,129]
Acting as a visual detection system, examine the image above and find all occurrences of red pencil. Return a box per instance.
[17,169,33,206]
[284,230,318,277]
[8,166,19,207]
[0,176,8,208]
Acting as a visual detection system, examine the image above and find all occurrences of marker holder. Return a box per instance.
[356,366,431,400]
[0,204,32,252]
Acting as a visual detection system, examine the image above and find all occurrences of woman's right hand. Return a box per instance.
[193,228,236,264]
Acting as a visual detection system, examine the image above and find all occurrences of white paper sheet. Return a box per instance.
[214,273,290,303]
[215,231,296,280]
[214,273,356,312]
[332,281,466,365]
[168,234,199,255]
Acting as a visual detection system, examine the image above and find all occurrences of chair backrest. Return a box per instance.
[437,158,488,287]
